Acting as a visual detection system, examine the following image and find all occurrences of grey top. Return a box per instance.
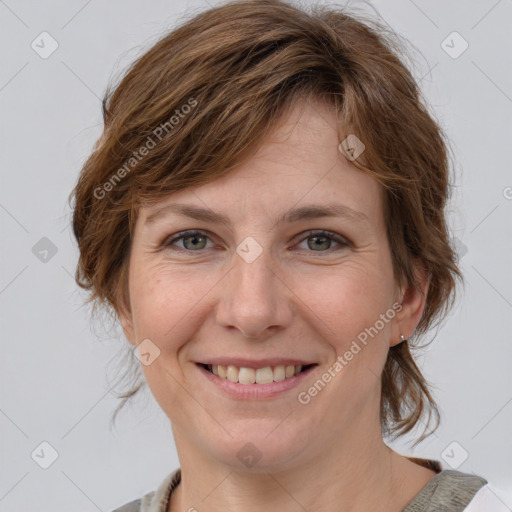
[112,463,488,512]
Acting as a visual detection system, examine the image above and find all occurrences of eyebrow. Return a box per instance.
[144,202,369,227]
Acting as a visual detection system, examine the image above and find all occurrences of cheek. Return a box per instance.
[295,263,392,329]
[128,264,210,408]
[128,262,214,345]
[291,260,395,354]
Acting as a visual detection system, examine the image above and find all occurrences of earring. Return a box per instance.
[400,334,407,343]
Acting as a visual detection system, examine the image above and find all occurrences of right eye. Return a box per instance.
[164,230,215,252]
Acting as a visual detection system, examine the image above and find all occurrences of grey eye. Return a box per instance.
[297,231,348,252]
[182,234,208,250]
[306,235,333,251]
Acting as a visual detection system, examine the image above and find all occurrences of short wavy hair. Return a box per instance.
[70,0,462,444]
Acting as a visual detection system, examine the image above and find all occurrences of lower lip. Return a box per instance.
[196,363,317,400]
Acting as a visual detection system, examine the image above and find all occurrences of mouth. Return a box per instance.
[196,362,318,385]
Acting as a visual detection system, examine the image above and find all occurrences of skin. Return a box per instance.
[119,97,437,512]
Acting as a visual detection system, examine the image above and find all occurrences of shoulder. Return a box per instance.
[405,468,510,512]
[110,469,181,512]
[110,491,156,512]
[110,498,143,512]
[404,469,488,511]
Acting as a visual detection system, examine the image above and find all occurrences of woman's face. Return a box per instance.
[120,97,427,471]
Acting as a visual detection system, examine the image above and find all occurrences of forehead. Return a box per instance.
[139,97,383,229]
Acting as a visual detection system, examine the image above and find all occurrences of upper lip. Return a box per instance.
[197,358,316,368]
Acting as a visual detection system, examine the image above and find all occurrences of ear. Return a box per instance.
[116,302,137,346]
[390,259,431,347]
[114,267,137,346]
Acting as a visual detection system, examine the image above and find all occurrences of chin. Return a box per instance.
[204,422,310,472]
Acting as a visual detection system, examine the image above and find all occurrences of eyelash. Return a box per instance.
[162,229,350,254]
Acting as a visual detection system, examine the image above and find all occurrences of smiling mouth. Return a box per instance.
[197,363,317,385]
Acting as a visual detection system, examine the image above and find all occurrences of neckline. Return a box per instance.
[161,458,444,511]
[160,466,487,512]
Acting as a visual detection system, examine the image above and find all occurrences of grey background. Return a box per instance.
[1,0,511,510]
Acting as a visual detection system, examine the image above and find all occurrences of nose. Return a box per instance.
[215,246,293,339]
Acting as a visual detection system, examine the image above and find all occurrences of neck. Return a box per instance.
[168,428,428,512]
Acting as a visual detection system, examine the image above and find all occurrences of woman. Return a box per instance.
[70,0,497,510]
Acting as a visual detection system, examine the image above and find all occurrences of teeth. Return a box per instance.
[273,365,286,381]
[239,367,256,384]
[207,364,305,384]
[255,367,273,384]
[226,365,239,383]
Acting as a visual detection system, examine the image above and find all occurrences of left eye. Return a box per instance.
[296,230,349,252]
[163,230,349,252]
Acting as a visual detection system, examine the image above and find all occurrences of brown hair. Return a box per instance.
[70,0,462,444]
